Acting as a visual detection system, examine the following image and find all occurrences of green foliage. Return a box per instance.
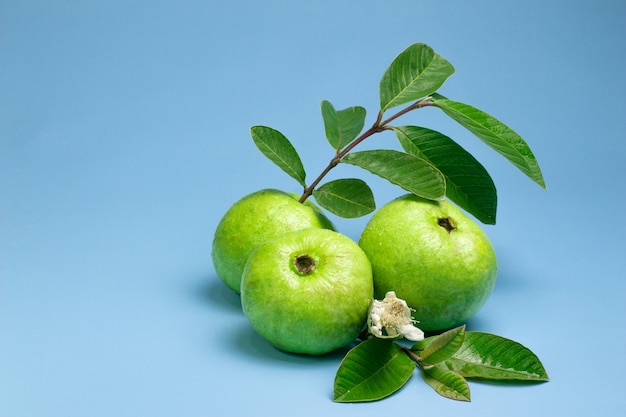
[394,126,497,224]
[321,100,367,151]
[421,366,471,402]
[313,179,375,218]
[333,338,415,403]
[248,42,544,223]
[379,43,455,112]
[418,325,465,366]
[431,94,546,189]
[333,326,548,403]
[250,126,306,187]
[342,149,445,200]
[438,332,549,381]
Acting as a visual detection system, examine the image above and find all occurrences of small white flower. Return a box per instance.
[367,291,424,341]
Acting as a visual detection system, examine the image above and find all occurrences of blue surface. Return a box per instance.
[1,1,625,416]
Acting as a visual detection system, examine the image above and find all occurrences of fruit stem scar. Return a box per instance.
[295,254,316,274]
[438,216,456,233]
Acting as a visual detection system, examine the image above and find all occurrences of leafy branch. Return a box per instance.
[250,42,545,224]
[299,97,435,204]
[333,326,549,403]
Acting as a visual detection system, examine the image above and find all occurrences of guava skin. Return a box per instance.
[241,228,374,355]
[359,194,497,332]
[211,189,335,293]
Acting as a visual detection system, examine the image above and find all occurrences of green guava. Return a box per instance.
[359,194,497,332]
[211,189,335,293]
[241,228,373,355]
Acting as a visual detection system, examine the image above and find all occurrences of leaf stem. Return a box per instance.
[298,97,433,203]
[380,96,433,127]
[400,344,424,366]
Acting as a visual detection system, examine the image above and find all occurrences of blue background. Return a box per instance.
[1,1,625,416]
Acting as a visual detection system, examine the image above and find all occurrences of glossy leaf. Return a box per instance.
[380,43,455,112]
[333,338,415,403]
[250,126,306,186]
[419,325,465,366]
[440,332,549,381]
[342,150,445,200]
[313,178,375,218]
[394,125,497,224]
[422,366,471,402]
[431,94,546,189]
[321,100,367,151]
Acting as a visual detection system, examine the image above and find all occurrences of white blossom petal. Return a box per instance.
[399,323,424,341]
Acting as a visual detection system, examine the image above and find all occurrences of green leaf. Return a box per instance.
[394,125,497,224]
[440,332,549,381]
[419,325,465,366]
[411,335,436,352]
[313,178,375,218]
[250,126,306,187]
[342,149,445,200]
[422,366,471,402]
[380,43,455,112]
[321,100,367,151]
[431,94,546,189]
[333,338,415,403]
